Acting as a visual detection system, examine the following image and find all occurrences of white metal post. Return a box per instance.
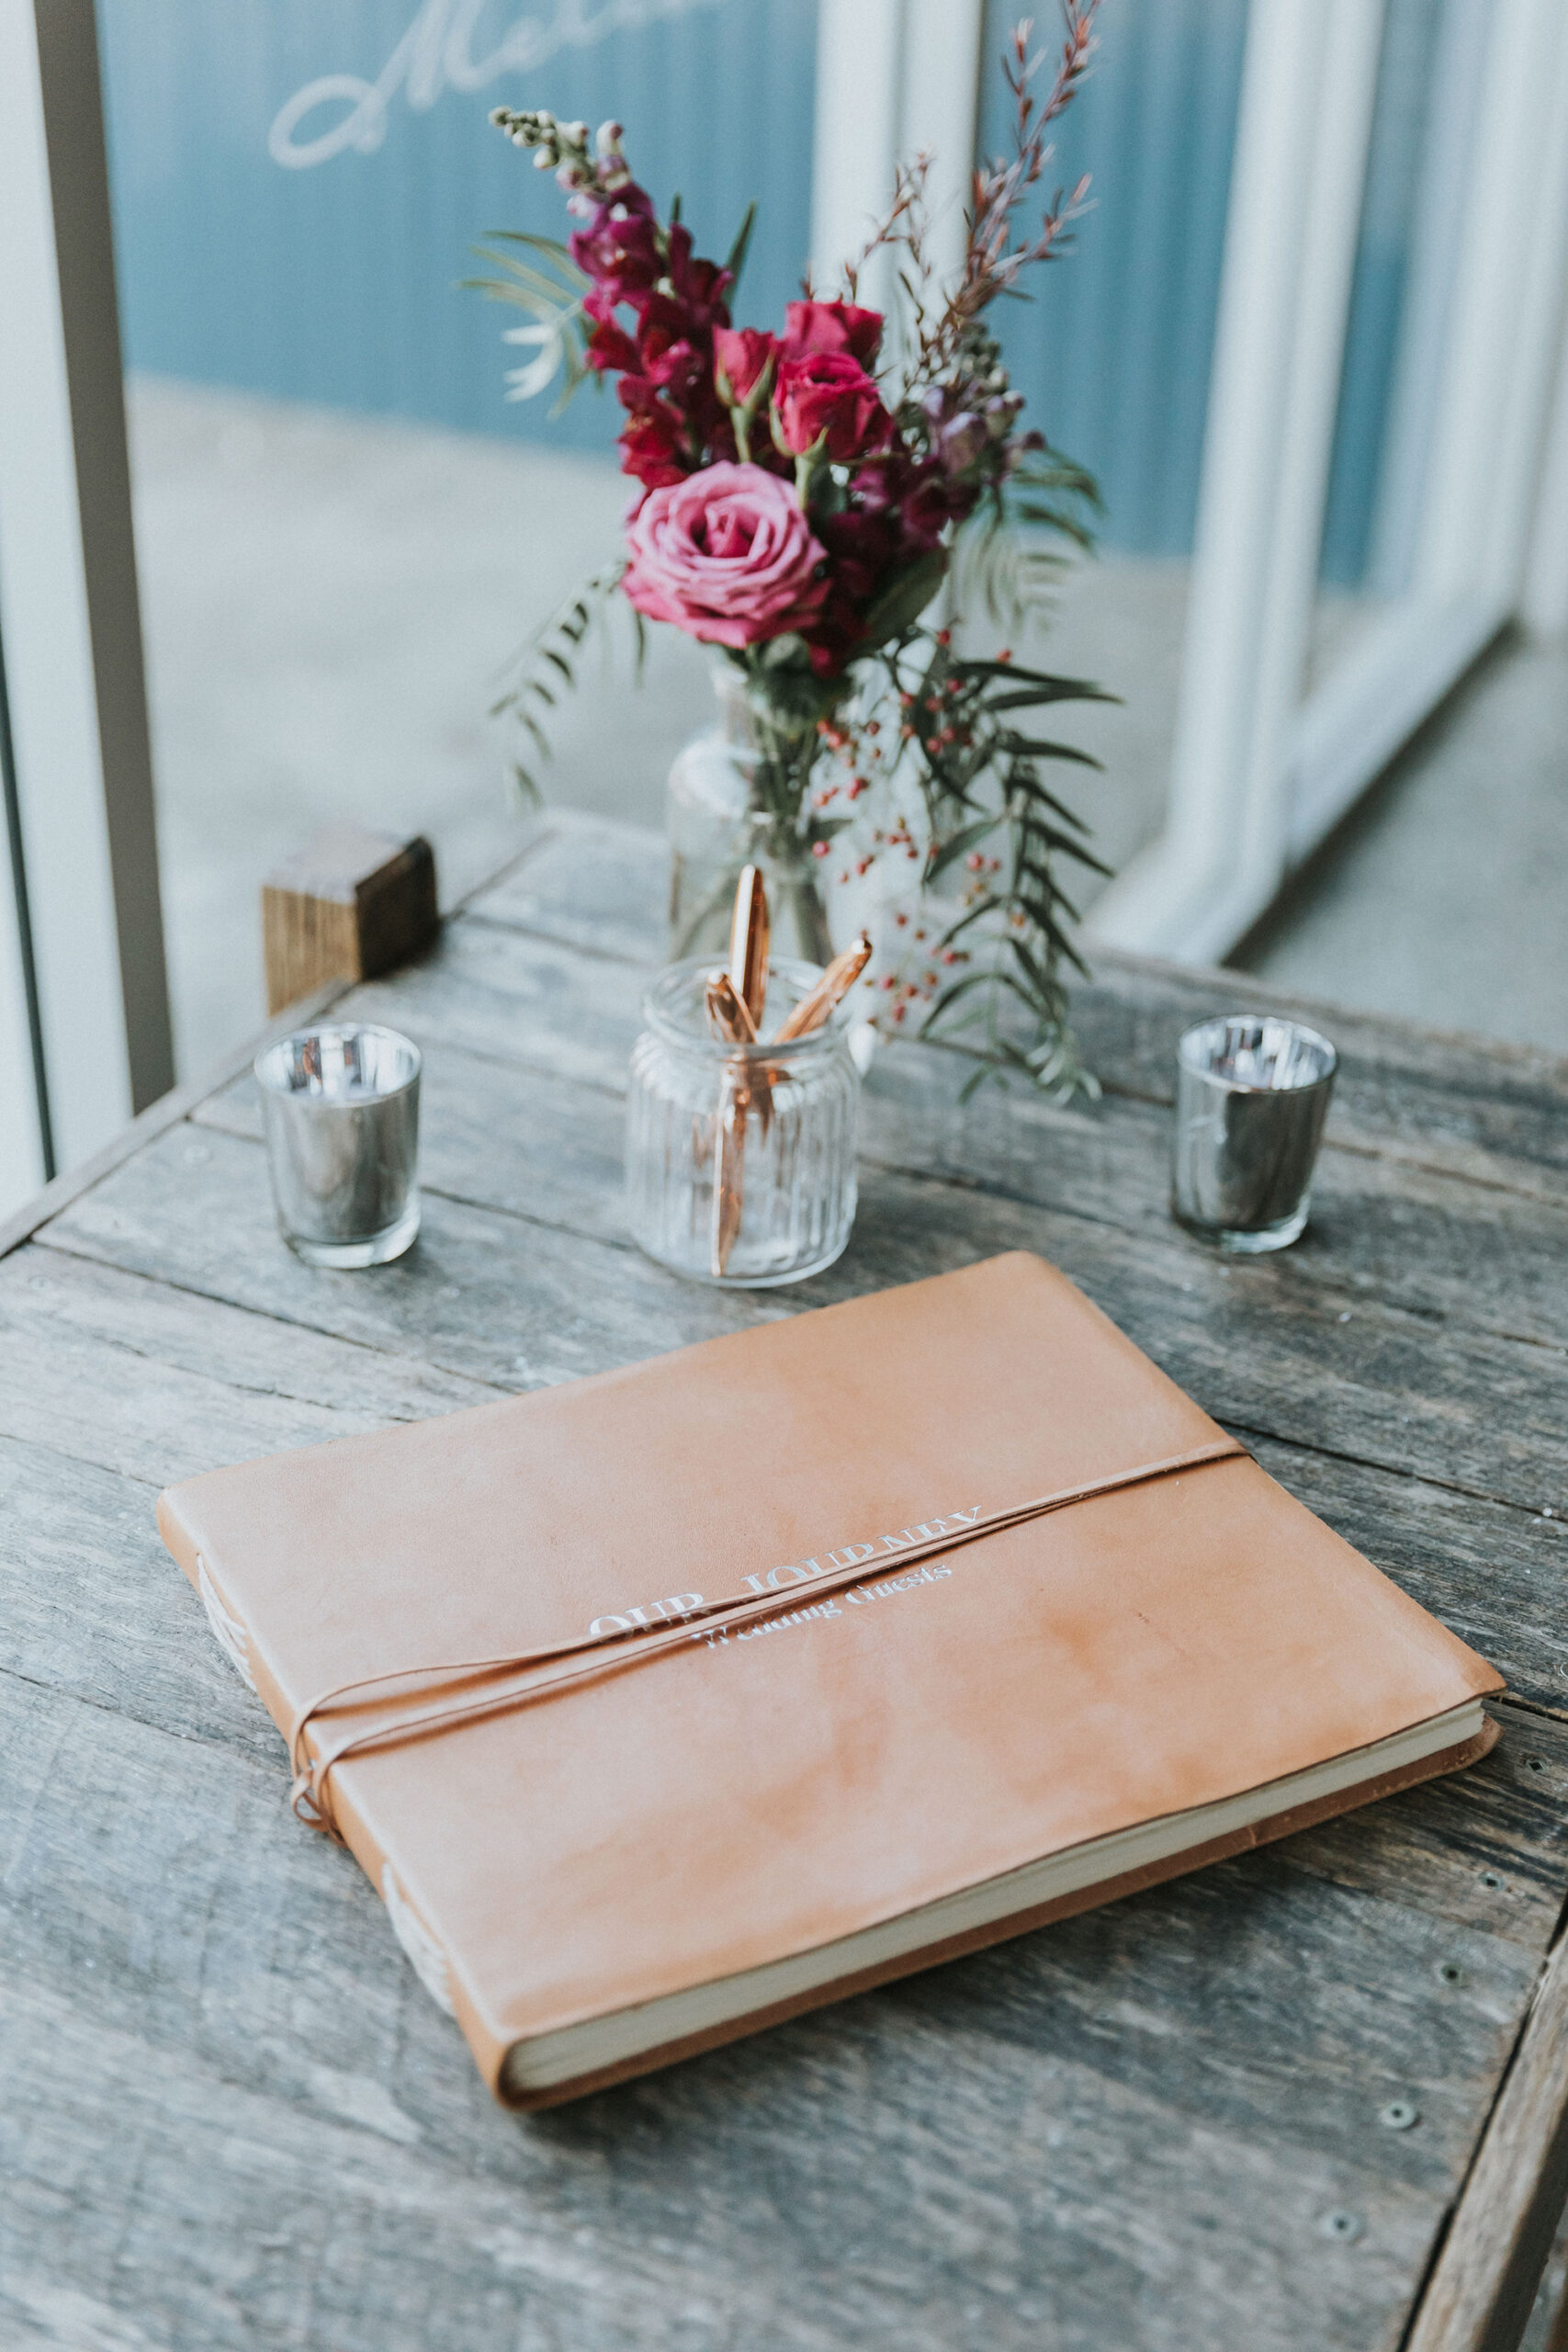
[1087,0,1385,965]
[0,0,173,1193]
[811,0,904,309]
[810,0,985,313]
[899,0,985,295]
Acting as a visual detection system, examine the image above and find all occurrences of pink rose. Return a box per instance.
[714,327,778,404]
[783,299,884,367]
[773,352,892,462]
[622,462,829,647]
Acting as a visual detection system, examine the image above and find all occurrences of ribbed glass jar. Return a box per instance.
[626,957,859,1288]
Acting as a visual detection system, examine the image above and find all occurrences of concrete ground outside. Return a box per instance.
[128,376,1568,1078]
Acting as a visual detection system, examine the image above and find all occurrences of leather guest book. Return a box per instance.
[156,1252,1502,2108]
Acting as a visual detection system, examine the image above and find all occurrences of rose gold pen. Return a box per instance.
[728,864,770,1032]
[774,932,873,1041]
[710,870,771,1276]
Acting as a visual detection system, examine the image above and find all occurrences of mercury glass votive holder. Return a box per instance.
[254,1023,422,1268]
[1171,1013,1337,1252]
[626,957,859,1287]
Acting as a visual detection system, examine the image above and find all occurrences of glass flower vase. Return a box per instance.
[666,665,838,967]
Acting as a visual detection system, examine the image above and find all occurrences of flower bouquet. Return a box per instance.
[478,6,1111,1095]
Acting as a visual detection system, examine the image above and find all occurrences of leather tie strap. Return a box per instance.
[288,1436,1249,1843]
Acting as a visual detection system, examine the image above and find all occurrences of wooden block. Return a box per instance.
[262,826,437,1015]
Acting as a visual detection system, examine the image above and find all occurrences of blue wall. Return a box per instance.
[97,0,819,457]
[978,0,1249,560]
[99,0,1440,580]
[978,0,1448,580]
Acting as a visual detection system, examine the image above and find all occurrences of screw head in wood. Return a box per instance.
[1378,2100,1419,2131]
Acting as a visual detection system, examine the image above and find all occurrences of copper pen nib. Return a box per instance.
[705,971,758,1045]
[706,968,773,1136]
[774,933,873,1042]
[728,865,770,1032]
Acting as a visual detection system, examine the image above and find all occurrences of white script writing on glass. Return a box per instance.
[269,0,727,170]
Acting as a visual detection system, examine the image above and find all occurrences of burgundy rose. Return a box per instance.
[783,299,884,367]
[622,462,829,647]
[773,353,891,462]
[715,327,778,404]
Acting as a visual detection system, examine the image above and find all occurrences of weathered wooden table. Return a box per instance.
[6,813,1568,2352]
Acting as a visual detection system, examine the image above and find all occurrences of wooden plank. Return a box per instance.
[464,808,669,966]
[457,811,1568,1205]
[0,976,350,1265]
[1074,951,1568,1206]
[193,977,1568,1363]
[1271,1702,1568,1952]
[856,1045,1568,1358]
[6,820,1568,2349]
[197,1034,630,1249]
[325,918,645,1090]
[0,1243,504,1489]
[0,1666,1551,2352]
[0,1428,295,1772]
[1245,1437,1568,1724]
[4,1268,1566,1951]
[35,1120,782,1391]
[56,1095,1568,1524]
[1408,1932,1568,2352]
[230,917,1568,1368]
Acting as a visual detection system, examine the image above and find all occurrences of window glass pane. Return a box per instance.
[975,0,1249,902]
[97,0,817,1071]
[1311,0,1484,677]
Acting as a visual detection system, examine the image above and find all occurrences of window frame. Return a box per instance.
[1087,0,1568,964]
[0,0,172,1216]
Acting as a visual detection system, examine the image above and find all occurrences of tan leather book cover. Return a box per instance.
[156,1253,1501,2106]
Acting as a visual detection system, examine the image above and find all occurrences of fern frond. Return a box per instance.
[491,565,627,805]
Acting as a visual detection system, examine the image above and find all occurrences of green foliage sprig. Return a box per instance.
[865,629,1116,1099]
[463,232,592,413]
[490,565,637,800]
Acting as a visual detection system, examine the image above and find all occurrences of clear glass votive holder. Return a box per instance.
[254,1023,421,1268]
[1171,1013,1337,1253]
[626,957,859,1287]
